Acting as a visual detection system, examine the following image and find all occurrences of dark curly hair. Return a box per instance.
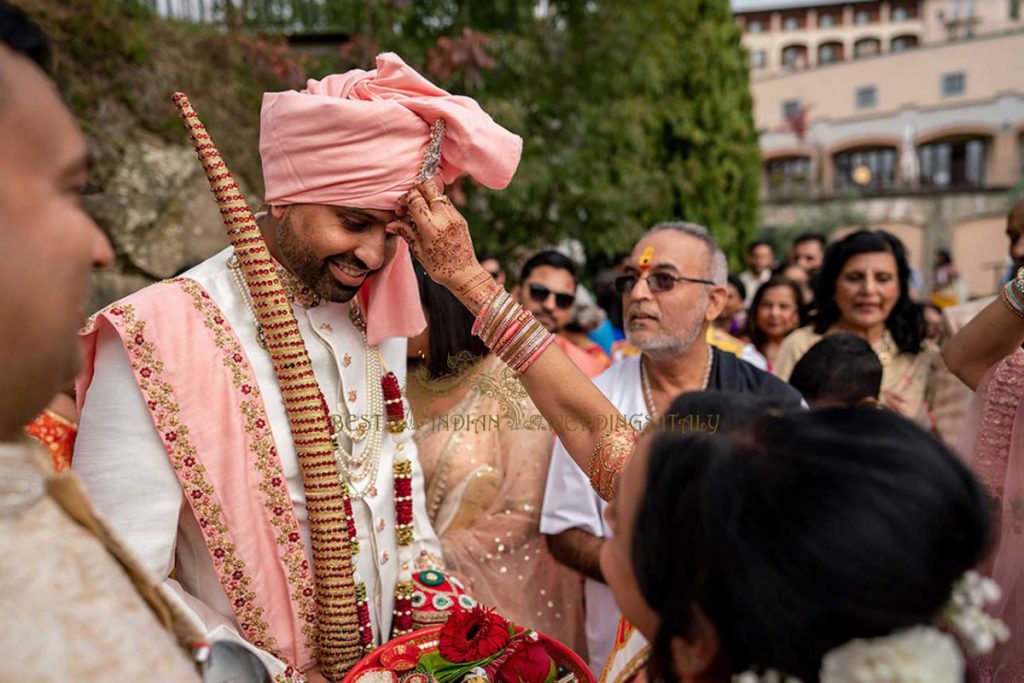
[812,230,924,354]
[633,403,989,682]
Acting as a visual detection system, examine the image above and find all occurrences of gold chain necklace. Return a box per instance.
[641,345,713,421]
[833,324,894,367]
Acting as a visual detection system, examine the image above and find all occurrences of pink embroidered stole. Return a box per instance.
[78,278,317,675]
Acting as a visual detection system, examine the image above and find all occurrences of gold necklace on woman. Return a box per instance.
[834,323,894,367]
[641,345,713,421]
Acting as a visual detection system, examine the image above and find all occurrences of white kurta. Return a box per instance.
[538,355,646,674]
[73,247,441,679]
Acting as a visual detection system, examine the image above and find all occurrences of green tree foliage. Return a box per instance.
[90,0,764,263]
[386,0,761,263]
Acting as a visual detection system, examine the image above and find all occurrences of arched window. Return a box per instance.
[781,44,809,69]
[818,41,844,64]
[833,146,898,191]
[891,34,919,52]
[918,136,989,188]
[854,37,882,59]
[765,156,813,197]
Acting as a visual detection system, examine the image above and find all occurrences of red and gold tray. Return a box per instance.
[342,625,594,683]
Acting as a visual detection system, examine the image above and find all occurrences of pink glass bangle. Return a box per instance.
[517,333,555,374]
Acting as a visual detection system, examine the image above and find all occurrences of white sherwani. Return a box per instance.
[74,247,441,679]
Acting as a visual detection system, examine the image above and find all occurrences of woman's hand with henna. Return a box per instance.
[394,181,498,312]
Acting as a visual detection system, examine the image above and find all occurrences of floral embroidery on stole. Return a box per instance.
[80,278,317,678]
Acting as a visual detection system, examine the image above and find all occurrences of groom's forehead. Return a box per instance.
[299,204,398,224]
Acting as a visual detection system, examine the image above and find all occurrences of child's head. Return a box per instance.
[788,333,882,407]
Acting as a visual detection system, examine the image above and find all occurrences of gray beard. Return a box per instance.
[627,322,702,360]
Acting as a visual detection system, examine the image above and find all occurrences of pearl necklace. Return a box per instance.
[641,344,713,421]
[226,253,384,499]
[330,305,384,499]
[227,255,267,350]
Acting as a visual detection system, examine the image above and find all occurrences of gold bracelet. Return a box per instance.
[480,297,517,346]
[473,289,510,338]
[587,424,639,502]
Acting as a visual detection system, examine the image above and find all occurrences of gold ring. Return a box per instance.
[428,195,451,205]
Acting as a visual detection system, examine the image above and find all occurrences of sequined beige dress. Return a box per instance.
[410,356,586,656]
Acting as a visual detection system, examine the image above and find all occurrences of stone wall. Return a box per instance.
[83,138,248,314]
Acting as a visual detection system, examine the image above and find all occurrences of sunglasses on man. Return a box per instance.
[527,283,575,310]
[613,271,715,295]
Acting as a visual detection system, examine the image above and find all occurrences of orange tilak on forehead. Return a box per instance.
[638,247,655,273]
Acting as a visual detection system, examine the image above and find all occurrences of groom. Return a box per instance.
[73,53,521,682]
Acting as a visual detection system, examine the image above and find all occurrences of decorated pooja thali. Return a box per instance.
[343,605,594,683]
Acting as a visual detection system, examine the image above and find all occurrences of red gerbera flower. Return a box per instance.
[438,605,510,663]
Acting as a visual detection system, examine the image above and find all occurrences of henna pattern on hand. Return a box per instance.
[464,278,501,311]
[424,219,475,281]
[588,425,639,501]
[455,270,496,309]
[455,270,491,296]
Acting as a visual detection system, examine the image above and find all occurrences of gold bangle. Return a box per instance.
[587,424,639,502]
[1001,286,1024,320]
[499,317,541,364]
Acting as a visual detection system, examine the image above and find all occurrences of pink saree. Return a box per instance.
[959,348,1024,681]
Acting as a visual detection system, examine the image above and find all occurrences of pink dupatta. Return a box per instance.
[958,349,1024,681]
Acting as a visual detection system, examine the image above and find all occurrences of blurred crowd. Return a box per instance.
[490,224,1017,445]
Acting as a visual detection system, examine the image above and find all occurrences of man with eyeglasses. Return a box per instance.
[516,250,607,378]
[539,222,802,674]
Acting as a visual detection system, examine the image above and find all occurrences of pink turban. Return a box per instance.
[259,53,523,345]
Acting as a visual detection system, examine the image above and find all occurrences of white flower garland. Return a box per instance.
[732,571,1009,683]
[820,627,962,683]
